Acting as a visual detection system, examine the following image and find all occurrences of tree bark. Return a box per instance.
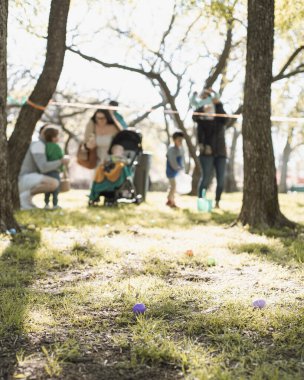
[278,138,292,193]
[238,0,294,228]
[8,0,70,209]
[225,126,239,192]
[0,0,18,231]
[191,163,201,196]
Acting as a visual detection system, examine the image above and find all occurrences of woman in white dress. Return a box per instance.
[84,108,122,165]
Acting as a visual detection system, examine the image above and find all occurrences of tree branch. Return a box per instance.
[204,24,233,88]
[272,45,304,82]
[159,3,177,53]
[129,101,166,127]
[67,46,158,79]
[179,11,203,47]
[272,64,304,82]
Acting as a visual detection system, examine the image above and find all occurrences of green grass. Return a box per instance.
[0,191,303,379]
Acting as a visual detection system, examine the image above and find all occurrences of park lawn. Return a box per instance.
[0,190,303,380]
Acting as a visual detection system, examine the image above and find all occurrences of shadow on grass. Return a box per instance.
[0,230,40,379]
[231,222,304,266]
[16,206,239,231]
[230,237,304,266]
[211,210,238,225]
[182,208,238,226]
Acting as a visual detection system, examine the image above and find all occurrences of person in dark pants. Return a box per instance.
[43,128,64,209]
[195,97,227,208]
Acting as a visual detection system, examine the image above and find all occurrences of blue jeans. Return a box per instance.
[198,155,226,202]
[44,171,60,206]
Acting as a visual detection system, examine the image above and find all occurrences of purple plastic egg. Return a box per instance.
[132,303,146,314]
[252,299,266,309]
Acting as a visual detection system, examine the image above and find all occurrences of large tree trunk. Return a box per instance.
[0,1,17,231]
[8,0,70,209]
[0,0,18,231]
[225,126,239,192]
[278,138,292,193]
[238,0,294,228]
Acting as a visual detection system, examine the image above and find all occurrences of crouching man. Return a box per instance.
[18,125,70,210]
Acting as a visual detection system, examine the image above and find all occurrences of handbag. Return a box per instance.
[77,143,97,169]
[60,167,70,192]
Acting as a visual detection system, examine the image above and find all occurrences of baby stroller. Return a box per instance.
[88,130,143,206]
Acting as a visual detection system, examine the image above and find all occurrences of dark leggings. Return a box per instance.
[198,155,226,201]
[44,171,60,206]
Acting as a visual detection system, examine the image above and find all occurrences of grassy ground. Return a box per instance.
[0,190,303,380]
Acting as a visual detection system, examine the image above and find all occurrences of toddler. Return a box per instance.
[166,132,185,208]
[44,128,64,209]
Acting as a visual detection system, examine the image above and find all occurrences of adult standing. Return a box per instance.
[18,125,70,210]
[195,96,227,208]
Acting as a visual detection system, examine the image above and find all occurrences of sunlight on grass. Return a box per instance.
[1,191,303,379]
[25,307,56,332]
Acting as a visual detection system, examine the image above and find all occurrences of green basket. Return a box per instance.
[197,189,212,212]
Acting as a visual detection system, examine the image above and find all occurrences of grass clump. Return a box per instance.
[130,317,189,369]
[232,240,304,265]
[42,339,80,377]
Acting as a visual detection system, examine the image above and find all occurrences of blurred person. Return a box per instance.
[43,128,64,210]
[190,87,219,109]
[166,131,185,208]
[18,124,70,210]
[195,96,228,208]
[83,108,123,165]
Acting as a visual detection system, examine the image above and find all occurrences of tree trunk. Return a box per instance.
[225,127,239,192]
[0,0,18,231]
[191,162,201,196]
[238,0,294,228]
[278,138,292,193]
[8,0,70,209]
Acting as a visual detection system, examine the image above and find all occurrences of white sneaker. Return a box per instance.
[44,204,51,210]
[20,190,34,210]
[52,205,62,210]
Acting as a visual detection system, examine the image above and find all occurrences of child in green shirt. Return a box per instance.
[44,128,64,209]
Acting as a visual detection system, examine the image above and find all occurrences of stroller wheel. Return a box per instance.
[135,194,143,205]
[88,199,99,207]
[104,198,118,207]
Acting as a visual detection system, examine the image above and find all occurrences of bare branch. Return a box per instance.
[67,46,157,79]
[179,11,203,48]
[129,101,166,127]
[110,26,179,79]
[272,45,304,82]
[204,24,233,88]
[159,2,177,53]
[163,111,171,147]
[272,64,304,82]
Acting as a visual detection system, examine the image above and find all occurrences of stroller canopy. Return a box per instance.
[109,130,142,153]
